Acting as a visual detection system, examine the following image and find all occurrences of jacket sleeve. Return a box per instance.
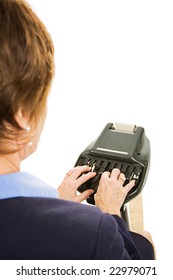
[93,213,154,260]
[114,215,154,260]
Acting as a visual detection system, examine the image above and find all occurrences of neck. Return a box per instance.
[0,153,21,175]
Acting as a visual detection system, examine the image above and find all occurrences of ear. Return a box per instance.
[15,109,29,130]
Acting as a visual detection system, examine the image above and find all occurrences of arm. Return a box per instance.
[114,215,155,260]
[93,213,143,260]
[93,213,154,260]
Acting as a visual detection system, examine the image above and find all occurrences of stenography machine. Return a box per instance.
[75,122,150,227]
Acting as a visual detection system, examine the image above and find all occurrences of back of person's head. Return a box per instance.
[0,0,54,154]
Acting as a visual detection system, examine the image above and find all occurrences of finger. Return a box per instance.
[101,171,111,179]
[124,180,135,193]
[65,169,73,177]
[77,171,96,185]
[118,172,126,185]
[64,166,91,181]
[68,165,92,180]
[111,168,121,179]
[74,189,95,203]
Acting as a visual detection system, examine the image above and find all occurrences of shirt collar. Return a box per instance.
[0,172,58,200]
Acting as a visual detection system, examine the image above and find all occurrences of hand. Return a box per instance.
[94,168,135,216]
[58,165,96,202]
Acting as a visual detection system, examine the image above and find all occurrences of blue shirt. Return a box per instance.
[0,172,58,200]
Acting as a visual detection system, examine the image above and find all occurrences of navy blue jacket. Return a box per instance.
[0,197,154,260]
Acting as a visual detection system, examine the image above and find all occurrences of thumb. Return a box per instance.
[74,189,94,203]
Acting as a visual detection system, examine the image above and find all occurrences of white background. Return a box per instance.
[22,0,173,262]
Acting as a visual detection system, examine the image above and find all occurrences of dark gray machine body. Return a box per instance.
[75,123,150,205]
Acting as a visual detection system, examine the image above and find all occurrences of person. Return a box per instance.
[0,0,154,260]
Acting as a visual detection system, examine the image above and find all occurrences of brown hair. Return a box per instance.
[0,0,54,154]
